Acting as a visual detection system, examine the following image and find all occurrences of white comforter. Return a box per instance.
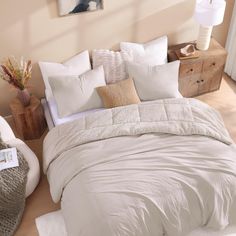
[43,98,236,236]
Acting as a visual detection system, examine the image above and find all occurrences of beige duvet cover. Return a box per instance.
[43,98,236,236]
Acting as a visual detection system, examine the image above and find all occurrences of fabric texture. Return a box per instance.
[46,98,105,127]
[49,66,106,118]
[0,139,29,236]
[36,210,67,236]
[225,3,236,81]
[39,50,91,102]
[92,49,131,84]
[43,98,236,236]
[35,209,236,236]
[44,98,232,177]
[96,78,140,108]
[5,138,40,198]
[127,60,182,101]
[0,116,40,197]
[120,35,168,66]
[0,116,15,142]
[61,135,236,236]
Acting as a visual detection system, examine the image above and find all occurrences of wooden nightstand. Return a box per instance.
[168,38,227,97]
[10,96,47,140]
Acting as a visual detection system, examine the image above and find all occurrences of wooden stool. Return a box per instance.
[10,96,47,140]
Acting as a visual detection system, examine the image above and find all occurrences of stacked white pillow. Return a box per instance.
[120,36,181,101]
[120,36,168,66]
[39,50,91,104]
[92,36,169,85]
[39,51,103,119]
[126,61,181,101]
[49,66,106,118]
[39,36,181,120]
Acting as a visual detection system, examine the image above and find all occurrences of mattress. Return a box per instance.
[41,99,54,130]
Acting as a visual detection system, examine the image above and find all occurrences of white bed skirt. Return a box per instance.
[35,210,236,236]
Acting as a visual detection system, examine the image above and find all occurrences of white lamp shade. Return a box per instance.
[194,0,226,27]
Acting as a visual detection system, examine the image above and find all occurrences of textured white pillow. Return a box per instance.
[48,66,106,118]
[120,36,168,66]
[92,49,131,84]
[127,60,182,101]
[39,50,91,102]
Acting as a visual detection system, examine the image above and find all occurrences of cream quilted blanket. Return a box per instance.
[43,98,236,236]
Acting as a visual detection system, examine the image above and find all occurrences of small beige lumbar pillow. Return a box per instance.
[49,66,106,118]
[96,78,141,108]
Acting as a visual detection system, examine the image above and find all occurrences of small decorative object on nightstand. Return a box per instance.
[180,44,196,57]
[168,38,227,97]
[10,96,47,140]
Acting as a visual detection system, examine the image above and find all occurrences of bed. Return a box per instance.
[40,37,236,236]
[41,98,236,236]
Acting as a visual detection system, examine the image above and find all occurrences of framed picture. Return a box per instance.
[58,0,103,16]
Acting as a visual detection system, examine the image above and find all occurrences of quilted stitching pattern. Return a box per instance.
[43,98,233,173]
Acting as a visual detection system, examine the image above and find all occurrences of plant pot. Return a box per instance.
[17,89,31,107]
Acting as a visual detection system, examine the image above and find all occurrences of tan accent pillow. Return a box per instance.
[96,78,141,108]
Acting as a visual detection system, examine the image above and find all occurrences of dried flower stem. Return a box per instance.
[0,57,32,90]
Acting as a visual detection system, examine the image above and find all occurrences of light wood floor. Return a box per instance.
[9,74,236,236]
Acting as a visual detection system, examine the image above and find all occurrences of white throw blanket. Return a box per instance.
[43,98,236,236]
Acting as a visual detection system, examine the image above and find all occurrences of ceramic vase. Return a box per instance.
[17,89,31,107]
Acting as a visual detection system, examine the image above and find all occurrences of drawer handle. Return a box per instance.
[196,80,204,84]
[187,68,194,73]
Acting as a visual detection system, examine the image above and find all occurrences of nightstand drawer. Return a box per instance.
[202,57,226,72]
[179,61,202,78]
[179,75,201,97]
[198,76,213,95]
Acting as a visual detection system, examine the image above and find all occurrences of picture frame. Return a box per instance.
[58,0,104,16]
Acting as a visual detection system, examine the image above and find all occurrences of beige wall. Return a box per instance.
[0,0,234,116]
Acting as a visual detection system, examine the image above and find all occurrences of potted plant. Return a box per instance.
[0,57,32,106]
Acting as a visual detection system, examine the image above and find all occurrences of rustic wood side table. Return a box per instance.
[10,96,47,140]
[168,38,227,97]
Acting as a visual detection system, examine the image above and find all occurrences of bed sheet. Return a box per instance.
[45,98,104,127]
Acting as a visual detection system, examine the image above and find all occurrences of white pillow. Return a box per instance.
[120,36,168,66]
[92,49,131,84]
[39,50,91,102]
[126,60,182,101]
[48,66,106,118]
